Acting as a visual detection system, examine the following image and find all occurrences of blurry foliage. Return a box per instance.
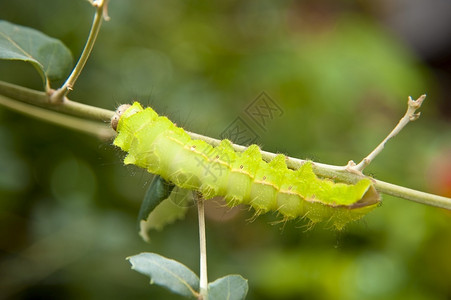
[0,0,450,299]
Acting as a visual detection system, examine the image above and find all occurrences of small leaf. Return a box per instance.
[138,175,192,242]
[138,194,191,242]
[128,252,199,298]
[208,275,249,300]
[0,20,73,87]
[138,175,175,223]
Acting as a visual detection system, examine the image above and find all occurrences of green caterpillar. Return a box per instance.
[112,102,380,229]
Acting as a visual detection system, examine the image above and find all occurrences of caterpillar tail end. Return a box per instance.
[331,183,381,230]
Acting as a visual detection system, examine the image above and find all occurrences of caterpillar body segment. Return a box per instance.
[113,102,380,229]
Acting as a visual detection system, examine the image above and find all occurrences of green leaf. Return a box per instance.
[138,175,191,242]
[138,193,191,242]
[208,275,249,300]
[128,252,199,298]
[138,175,175,223]
[0,20,72,87]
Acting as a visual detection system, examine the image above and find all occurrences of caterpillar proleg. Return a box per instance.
[112,102,380,229]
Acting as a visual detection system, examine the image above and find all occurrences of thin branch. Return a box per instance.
[0,80,114,121]
[372,179,451,209]
[50,0,107,102]
[196,193,208,300]
[0,84,449,209]
[0,94,114,140]
[351,94,426,172]
[63,98,114,122]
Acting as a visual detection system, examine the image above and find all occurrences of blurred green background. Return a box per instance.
[0,0,450,299]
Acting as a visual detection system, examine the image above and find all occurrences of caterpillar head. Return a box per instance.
[111,104,132,131]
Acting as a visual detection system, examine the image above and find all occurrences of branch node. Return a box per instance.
[346,160,365,175]
[409,112,421,121]
[346,160,356,168]
[48,88,65,104]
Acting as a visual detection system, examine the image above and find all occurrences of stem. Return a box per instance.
[353,95,426,172]
[63,98,114,121]
[197,194,208,300]
[0,84,449,209]
[373,179,451,208]
[0,80,114,121]
[50,0,106,102]
[0,94,114,139]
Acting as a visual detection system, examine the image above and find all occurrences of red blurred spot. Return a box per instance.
[427,148,451,199]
